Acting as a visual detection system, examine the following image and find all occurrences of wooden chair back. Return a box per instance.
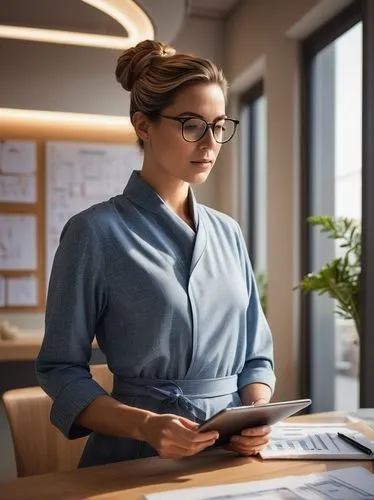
[2,364,113,477]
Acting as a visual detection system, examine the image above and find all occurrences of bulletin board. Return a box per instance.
[0,119,140,311]
[0,140,41,310]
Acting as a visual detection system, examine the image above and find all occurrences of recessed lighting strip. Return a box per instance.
[0,0,153,49]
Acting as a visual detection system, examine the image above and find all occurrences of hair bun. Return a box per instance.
[116,40,176,91]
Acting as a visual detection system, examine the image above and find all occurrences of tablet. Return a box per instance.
[197,398,311,445]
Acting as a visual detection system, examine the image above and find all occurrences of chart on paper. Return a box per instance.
[0,214,37,270]
[0,140,37,203]
[260,422,374,459]
[45,141,142,286]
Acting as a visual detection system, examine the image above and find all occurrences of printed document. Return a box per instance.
[260,422,374,459]
[144,466,374,499]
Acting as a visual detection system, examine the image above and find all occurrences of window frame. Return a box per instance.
[300,0,374,407]
[239,80,265,270]
[360,0,374,407]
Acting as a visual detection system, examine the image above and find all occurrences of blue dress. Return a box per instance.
[36,170,275,467]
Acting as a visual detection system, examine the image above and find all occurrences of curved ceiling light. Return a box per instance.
[0,0,154,50]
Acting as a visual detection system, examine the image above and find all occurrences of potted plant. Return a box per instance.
[298,215,361,376]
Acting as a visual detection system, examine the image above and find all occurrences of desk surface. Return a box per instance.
[2,413,374,500]
[0,335,98,361]
[0,335,43,361]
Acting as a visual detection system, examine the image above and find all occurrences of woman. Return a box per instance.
[36,39,275,468]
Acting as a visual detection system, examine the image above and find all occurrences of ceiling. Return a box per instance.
[0,0,242,46]
[187,0,241,19]
[0,0,126,36]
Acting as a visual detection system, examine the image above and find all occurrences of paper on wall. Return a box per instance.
[6,276,38,306]
[0,141,36,174]
[45,141,142,287]
[0,214,37,270]
[0,174,37,203]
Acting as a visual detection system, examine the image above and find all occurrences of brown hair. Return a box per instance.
[115,39,227,147]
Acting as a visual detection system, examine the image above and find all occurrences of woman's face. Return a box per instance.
[146,83,226,185]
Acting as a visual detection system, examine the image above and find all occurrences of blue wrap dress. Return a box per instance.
[36,170,275,467]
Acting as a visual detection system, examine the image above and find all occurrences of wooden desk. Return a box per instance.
[0,336,44,361]
[0,335,102,396]
[1,413,374,500]
[0,335,99,361]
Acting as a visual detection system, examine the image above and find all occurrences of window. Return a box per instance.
[240,82,267,281]
[301,1,374,412]
[311,21,362,412]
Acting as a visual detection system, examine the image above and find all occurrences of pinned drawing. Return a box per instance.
[0,214,37,270]
[0,140,37,203]
[7,275,38,306]
[45,141,142,284]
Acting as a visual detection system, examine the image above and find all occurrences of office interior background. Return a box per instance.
[0,0,373,481]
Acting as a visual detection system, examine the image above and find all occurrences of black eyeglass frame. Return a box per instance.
[159,114,240,143]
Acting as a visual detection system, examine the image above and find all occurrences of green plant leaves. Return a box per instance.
[298,216,361,335]
[256,271,267,316]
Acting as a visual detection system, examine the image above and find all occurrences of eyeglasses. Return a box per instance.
[159,115,240,144]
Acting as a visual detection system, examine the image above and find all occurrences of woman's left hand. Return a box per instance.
[225,425,271,456]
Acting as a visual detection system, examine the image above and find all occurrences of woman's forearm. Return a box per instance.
[240,383,272,406]
[76,385,271,440]
[76,395,155,440]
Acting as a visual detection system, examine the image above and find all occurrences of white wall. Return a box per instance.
[0,40,127,115]
[172,14,223,64]
[172,15,224,208]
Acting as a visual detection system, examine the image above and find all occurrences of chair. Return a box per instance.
[2,364,113,477]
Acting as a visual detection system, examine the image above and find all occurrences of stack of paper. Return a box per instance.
[260,422,374,460]
[143,467,374,499]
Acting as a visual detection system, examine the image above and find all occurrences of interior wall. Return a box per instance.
[222,0,349,401]
[0,40,127,115]
[172,14,224,209]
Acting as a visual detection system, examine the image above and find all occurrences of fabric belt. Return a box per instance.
[113,375,238,423]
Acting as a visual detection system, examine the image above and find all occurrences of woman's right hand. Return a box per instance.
[140,413,219,459]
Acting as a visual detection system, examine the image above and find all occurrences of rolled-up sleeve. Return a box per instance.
[235,224,276,393]
[36,214,108,439]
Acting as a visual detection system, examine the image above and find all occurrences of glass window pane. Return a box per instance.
[240,88,267,315]
[241,94,267,275]
[253,96,267,277]
[309,22,362,412]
